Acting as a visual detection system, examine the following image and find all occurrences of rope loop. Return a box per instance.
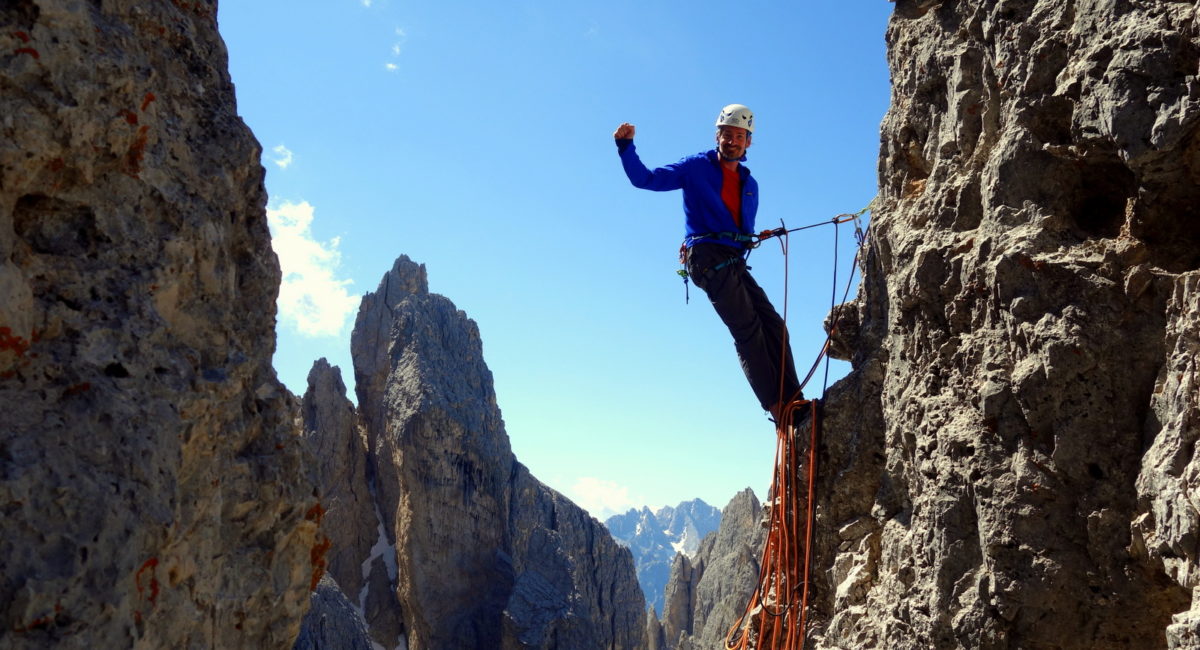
[723,203,874,650]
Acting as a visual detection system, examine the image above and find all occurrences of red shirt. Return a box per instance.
[721,165,742,229]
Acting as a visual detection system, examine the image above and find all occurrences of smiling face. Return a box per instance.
[716,125,751,162]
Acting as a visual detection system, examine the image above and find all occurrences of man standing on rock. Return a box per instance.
[614,104,803,422]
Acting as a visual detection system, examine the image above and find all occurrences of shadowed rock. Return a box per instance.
[294,575,374,650]
[0,1,319,646]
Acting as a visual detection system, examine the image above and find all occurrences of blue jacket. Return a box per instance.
[617,140,758,249]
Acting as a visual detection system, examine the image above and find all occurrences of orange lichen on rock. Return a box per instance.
[0,327,32,360]
[309,536,332,592]
[124,125,151,177]
[135,557,160,607]
[304,502,325,524]
[11,603,63,633]
[304,502,330,590]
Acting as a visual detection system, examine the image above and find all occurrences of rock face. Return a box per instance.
[806,1,1200,648]
[657,489,766,650]
[299,359,402,649]
[0,1,319,648]
[302,256,647,649]
[293,575,374,650]
[607,499,722,615]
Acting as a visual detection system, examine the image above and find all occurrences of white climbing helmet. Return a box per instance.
[716,104,754,133]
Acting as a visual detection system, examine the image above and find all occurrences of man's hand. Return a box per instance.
[613,123,635,140]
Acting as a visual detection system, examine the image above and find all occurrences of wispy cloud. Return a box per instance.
[267,200,359,337]
[270,144,294,169]
[361,0,372,7]
[384,26,406,72]
[569,477,639,520]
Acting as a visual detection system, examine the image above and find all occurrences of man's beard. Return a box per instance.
[719,145,743,161]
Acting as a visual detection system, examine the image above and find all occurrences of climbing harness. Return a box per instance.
[677,232,754,303]
[716,204,872,650]
[677,238,752,304]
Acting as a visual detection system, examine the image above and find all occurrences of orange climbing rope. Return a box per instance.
[724,398,820,650]
[724,209,870,650]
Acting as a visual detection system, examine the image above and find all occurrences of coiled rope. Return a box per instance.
[724,207,871,650]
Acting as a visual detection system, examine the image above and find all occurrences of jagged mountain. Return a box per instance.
[655,489,767,650]
[606,499,722,615]
[657,500,724,557]
[298,256,647,649]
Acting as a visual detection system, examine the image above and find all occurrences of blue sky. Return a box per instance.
[217,2,892,520]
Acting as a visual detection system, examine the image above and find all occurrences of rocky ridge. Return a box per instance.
[1,1,319,647]
[300,256,648,649]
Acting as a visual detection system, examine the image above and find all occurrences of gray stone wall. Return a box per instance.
[812,1,1200,648]
[1,1,319,647]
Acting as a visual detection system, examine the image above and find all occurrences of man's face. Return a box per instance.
[716,126,751,161]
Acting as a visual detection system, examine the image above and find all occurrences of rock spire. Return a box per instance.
[301,256,648,648]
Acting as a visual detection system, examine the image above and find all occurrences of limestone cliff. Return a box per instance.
[657,489,767,650]
[0,0,319,647]
[809,1,1200,648]
[301,256,647,649]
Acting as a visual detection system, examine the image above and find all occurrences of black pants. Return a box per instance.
[687,242,802,412]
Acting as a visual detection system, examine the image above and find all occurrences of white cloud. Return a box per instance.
[568,477,639,520]
[384,26,407,72]
[270,144,294,169]
[361,0,372,7]
[267,200,360,337]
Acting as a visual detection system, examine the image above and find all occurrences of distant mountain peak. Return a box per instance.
[604,497,724,616]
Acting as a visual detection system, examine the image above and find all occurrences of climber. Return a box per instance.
[613,104,804,423]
